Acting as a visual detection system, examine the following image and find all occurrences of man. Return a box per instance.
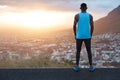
[73,3,95,72]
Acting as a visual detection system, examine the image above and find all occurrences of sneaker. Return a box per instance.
[73,66,80,72]
[89,66,95,72]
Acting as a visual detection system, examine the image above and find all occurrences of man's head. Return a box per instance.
[80,3,87,12]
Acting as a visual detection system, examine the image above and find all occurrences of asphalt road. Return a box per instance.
[0,68,120,80]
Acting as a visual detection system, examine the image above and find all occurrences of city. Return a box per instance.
[0,32,119,68]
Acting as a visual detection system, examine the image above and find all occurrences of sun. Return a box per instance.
[0,10,74,30]
[19,10,62,28]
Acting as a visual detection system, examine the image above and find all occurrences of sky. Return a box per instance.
[0,0,120,30]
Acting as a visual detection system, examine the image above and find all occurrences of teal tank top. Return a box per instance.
[76,12,91,39]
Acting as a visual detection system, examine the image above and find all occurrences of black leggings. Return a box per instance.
[76,39,92,66]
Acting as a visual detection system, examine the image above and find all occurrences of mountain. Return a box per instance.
[94,5,120,34]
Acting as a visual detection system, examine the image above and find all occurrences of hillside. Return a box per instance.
[94,5,120,34]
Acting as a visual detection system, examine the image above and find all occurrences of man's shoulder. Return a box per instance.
[74,13,79,20]
[75,13,79,17]
[87,12,93,17]
[86,12,93,19]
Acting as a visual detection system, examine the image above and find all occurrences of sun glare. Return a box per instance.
[19,11,64,28]
[0,10,73,29]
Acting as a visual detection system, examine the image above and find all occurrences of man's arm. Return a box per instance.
[90,14,94,37]
[73,14,79,39]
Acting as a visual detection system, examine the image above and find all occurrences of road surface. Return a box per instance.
[0,68,120,80]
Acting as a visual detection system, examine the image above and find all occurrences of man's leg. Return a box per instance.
[76,39,83,66]
[84,39,95,72]
[84,39,92,66]
[73,39,83,72]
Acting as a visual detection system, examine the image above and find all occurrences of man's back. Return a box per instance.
[76,12,91,39]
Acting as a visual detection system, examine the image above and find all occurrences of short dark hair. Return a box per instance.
[80,3,87,8]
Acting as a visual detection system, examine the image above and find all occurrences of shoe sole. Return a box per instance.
[72,69,80,72]
[89,69,95,72]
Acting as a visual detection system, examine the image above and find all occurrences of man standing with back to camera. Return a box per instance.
[73,3,95,72]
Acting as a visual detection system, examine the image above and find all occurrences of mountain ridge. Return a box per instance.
[94,5,120,34]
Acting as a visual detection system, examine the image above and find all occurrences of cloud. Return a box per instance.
[0,0,119,12]
[0,0,83,11]
[0,0,120,20]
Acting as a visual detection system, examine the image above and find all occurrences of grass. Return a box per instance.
[0,55,74,68]
[103,62,120,67]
